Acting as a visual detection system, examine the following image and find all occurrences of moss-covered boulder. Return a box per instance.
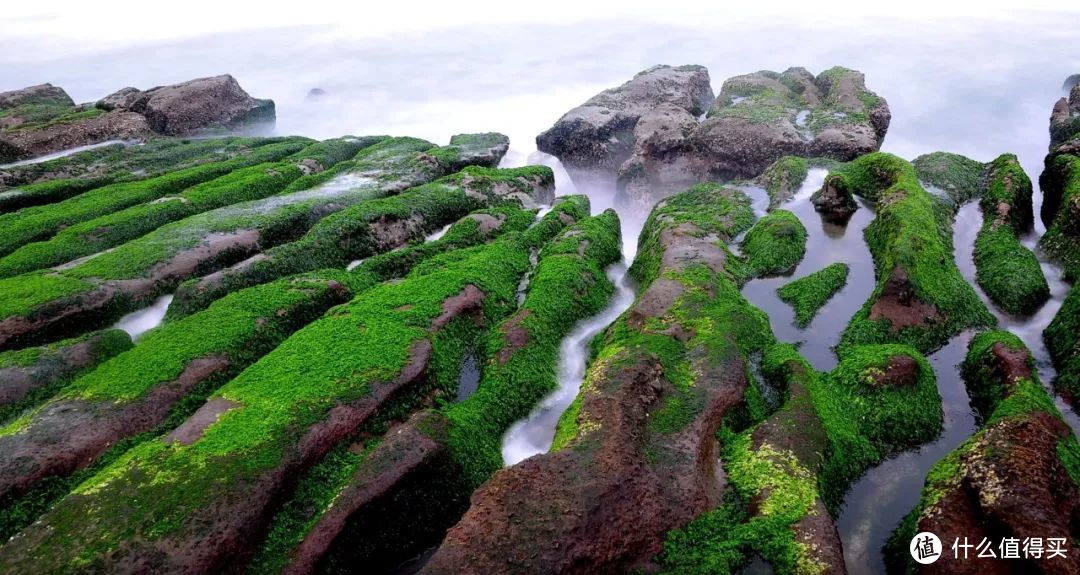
[0,136,293,207]
[0,271,354,509]
[973,154,1048,315]
[911,151,986,206]
[757,155,809,208]
[777,262,850,328]
[0,134,508,349]
[0,137,377,278]
[252,206,621,574]
[0,197,580,573]
[888,331,1080,574]
[422,183,773,574]
[0,329,131,423]
[836,153,994,353]
[660,343,941,575]
[729,209,807,282]
[167,164,552,318]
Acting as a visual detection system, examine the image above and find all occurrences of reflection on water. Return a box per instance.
[837,332,977,575]
[738,169,876,372]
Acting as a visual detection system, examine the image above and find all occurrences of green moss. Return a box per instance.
[630,183,755,287]
[0,271,94,319]
[0,329,132,425]
[0,138,376,278]
[660,344,941,574]
[973,225,1048,315]
[837,153,994,353]
[776,263,849,327]
[0,223,548,570]
[757,156,809,208]
[731,209,807,283]
[887,331,1077,575]
[0,137,311,258]
[967,154,1048,315]
[444,209,621,487]
[167,165,552,317]
[1039,152,1080,282]
[911,151,985,205]
[1046,286,1080,401]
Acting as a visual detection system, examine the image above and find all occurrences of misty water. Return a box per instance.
[8,8,1080,574]
[113,294,173,341]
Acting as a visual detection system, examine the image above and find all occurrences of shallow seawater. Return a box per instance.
[113,294,173,341]
[738,169,876,372]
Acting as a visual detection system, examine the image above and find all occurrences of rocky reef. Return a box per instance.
[1,68,1078,575]
[0,75,275,163]
[888,331,1080,574]
[538,65,889,206]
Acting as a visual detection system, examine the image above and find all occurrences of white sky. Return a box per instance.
[4,0,1079,61]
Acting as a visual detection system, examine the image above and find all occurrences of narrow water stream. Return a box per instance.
[113,294,173,340]
[0,139,136,170]
[500,262,636,465]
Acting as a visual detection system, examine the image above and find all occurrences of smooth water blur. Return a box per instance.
[5,13,1078,192]
[113,294,173,340]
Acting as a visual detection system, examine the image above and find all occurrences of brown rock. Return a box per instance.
[916,412,1080,575]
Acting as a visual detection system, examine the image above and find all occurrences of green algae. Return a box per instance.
[660,343,941,575]
[836,153,994,353]
[912,151,985,205]
[777,263,849,327]
[730,209,807,283]
[0,138,311,258]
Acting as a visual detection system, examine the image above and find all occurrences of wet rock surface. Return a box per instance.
[422,185,763,574]
[539,65,889,206]
[1,75,275,163]
[536,64,713,171]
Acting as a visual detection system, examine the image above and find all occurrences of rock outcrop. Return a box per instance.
[537,65,889,206]
[96,75,275,136]
[890,331,1080,575]
[1050,84,1080,150]
[0,75,275,163]
[536,64,713,172]
[422,184,773,574]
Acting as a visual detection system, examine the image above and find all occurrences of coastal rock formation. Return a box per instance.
[536,64,713,171]
[422,184,773,574]
[693,67,890,179]
[890,332,1080,574]
[1050,84,1080,150]
[0,75,275,163]
[537,65,890,206]
[96,75,275,136]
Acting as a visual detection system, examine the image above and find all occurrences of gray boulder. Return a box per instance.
[0,84,74,111]
[1050,84,1080,148]
[536,65,713,171]
[1,75,276,163]
[538,65,889,207]
[103,74,275,136]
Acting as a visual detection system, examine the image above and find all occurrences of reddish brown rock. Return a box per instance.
[915,412,1080,575]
